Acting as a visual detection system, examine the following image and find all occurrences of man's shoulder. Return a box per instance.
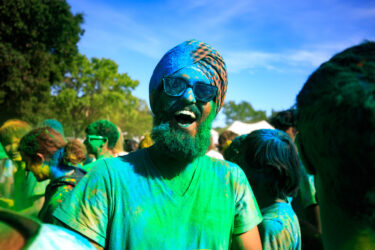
[85,149,149,177]
[198,155,246,180]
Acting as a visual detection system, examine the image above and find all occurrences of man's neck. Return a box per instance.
[147,145,194,179]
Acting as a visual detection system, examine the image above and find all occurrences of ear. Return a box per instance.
[36,153,45,163]
[100,140,108,149]
[295,133,316,175]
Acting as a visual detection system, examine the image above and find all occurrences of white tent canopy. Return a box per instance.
[227,120,274,136]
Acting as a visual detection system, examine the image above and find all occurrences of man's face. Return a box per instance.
[155,66,215,136]
[4,137,22,162]
[22,155,50,182]
[84,134,107,157]
[151,66,216,160]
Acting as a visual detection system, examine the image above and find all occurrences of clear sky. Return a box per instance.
[67,0,375,126]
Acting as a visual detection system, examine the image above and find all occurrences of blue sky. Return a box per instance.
[67,0,375,126]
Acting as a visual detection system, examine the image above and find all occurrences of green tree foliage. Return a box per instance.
[0,0,83,124]
[52,54,153,138]
[222,100,267,125]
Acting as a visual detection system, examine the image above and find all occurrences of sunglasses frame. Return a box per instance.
[162,77,218,103]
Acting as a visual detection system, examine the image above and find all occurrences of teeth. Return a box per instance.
[175,110,196,119]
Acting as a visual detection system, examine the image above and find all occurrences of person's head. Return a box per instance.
[19,127,67,181]
[63,140,86,167]
[84,120,119,158]
[296,41,375,230]
[242,129,300,208]
[124,139,139,152]
[39,119,65,137]
[218,130,239,154]
[149,40,228,161]
[223,134,247,166]
[270,109,298,141]
[139,135,153,149]
[0,120,31,162]
[112,126,125,156]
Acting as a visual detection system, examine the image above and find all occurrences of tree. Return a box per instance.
[222,100,267,125]
[52,54,152,138]
[0,0,84,124]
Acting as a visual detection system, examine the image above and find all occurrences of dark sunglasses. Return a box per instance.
[85,135,108,144]
[162,77,218,103]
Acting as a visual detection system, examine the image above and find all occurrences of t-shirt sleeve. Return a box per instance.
[53,160,112,247]
[233,166,263,235]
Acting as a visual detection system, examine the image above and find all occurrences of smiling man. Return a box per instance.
[53,40,263,249]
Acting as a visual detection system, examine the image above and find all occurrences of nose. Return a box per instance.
[181,87,196,104]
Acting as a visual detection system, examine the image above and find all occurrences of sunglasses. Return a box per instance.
[85,135,108,143]
[162,77,218,103]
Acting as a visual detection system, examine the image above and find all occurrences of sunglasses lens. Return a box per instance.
[163,78,186,96]
[194,83,217,102]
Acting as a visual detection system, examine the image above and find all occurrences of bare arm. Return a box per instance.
[232,226,262,250]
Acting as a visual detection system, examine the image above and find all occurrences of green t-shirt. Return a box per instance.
[13,163,49,213]
[54,149,262,249]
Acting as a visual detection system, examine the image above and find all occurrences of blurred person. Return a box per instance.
[39,119,65,138]
[206,130,224,160]
[223,134,247,166]
[138,134,153,149]
[0,120,48,216]
[242,129,301,250]
[124,139,139,152]
[0,209,95,249]
[271,109,321,234]
[218,130,238,154]
[54,40,262,249]
[296,41,375,249]
[83,120,119,160]
[112,126,127,157]
[0,142,13,208]
[19,127,86,223]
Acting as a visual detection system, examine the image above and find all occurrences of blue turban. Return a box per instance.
[149,39,228,115]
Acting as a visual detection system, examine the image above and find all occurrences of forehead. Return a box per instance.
[170,66,210,84]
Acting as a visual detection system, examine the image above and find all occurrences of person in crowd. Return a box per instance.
[295,41,375,249]
[83,120,119,160]
[138,134,153,149]
[271,110,321,235]
[241,129,301,249]
[82,120,119,171]
[112,126,127,157]
[0,141,12,203]
[218,130,239,154]
[206,130,224,160]
[0,209,95,249]
[223,134,247,165]
[19,127,86,223]
[0,120,48,216]
[124,139,139,152]
[39,119,65,138]
[54,40,263,249]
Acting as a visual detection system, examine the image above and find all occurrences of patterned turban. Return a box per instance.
[149,39,228,115]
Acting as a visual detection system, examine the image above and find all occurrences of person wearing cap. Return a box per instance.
[54,40,263,249]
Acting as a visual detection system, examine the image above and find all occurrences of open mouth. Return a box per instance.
[174,110,196,127]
